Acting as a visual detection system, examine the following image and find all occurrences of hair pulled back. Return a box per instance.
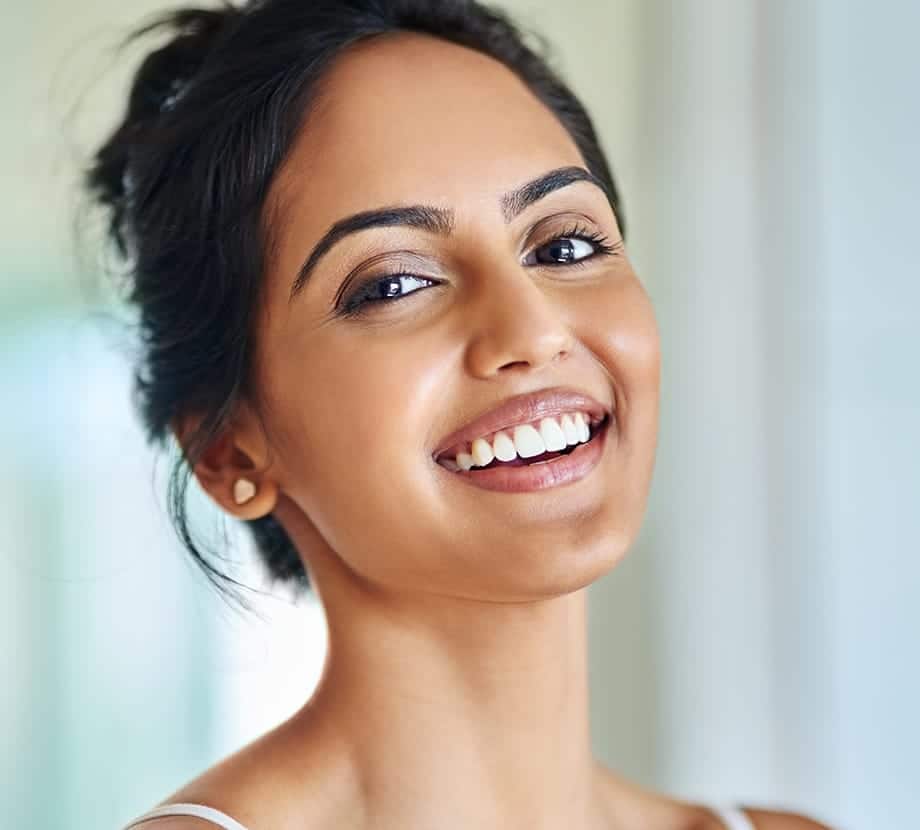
[82,0,625,606]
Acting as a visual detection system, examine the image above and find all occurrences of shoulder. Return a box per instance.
[684,805,836,830]
[742,807,837,829]
[592,767,836,830]
[140,713,361,829]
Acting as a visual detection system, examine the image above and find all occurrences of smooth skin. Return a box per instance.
[167,32,831,830]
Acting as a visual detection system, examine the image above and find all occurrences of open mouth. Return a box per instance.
[437,411,612,473]
[473,413,608,469]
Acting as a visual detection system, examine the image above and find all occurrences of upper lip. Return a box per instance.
[432,385,612,460]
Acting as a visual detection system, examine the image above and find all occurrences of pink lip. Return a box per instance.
[432,385,612,462]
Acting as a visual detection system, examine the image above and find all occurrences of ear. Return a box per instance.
[170,401,280,520]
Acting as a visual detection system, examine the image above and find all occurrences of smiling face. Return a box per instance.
[247,32,660,600]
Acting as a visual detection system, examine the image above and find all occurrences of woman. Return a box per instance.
[85,1,831,828]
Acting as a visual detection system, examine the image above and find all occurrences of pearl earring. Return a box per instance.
[233,478,257,505]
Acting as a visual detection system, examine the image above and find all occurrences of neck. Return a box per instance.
[301,578,608,830]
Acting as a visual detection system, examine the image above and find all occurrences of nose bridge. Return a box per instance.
[463,260,575,377]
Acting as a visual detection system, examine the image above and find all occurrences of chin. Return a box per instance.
[496,528,637,599]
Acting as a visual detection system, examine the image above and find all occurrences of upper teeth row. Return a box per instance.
[442,411,598,471]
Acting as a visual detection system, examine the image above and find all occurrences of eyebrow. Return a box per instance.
[287,165,610,303]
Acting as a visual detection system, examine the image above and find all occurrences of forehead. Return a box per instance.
[269,32,586,238]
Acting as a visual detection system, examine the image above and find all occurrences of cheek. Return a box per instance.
[578,272,661,380]
[575,274,661,457]
[257,329,440,568]
[290,335,436,462]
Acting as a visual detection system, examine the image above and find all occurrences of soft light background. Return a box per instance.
[1,1,916,828]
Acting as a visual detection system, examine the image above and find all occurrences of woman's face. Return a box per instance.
[252,33,660,600]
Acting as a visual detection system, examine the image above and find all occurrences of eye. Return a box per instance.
[523,223,619,267]
[338,272,438,317]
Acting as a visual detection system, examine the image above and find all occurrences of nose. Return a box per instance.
[464,263,576,378]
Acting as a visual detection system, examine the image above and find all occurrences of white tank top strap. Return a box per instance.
[709,803,756,830]
[123,798,754,830]
[121,802,252,830]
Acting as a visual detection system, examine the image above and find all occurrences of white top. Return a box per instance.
[121,800,757,829]
[121,803,249,830]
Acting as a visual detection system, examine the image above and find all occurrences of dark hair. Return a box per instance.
[82,0,625,608]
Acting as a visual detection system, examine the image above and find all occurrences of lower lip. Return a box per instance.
[435,415,612,493]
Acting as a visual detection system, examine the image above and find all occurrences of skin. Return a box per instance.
[169,31,828,830]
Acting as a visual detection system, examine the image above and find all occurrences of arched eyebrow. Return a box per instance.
[287,165,609,303]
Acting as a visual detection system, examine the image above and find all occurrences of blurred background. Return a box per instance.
[2,1,917,828]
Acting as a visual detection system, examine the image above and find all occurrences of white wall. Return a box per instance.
[622,2,918,827]
[815,0,919,824]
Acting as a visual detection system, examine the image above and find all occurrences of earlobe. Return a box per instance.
[233,477,257,505]
[226,475,279,520]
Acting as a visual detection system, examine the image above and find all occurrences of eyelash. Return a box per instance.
[337,223,622,319]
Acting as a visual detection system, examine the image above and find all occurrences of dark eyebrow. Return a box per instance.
[288,165,609,303]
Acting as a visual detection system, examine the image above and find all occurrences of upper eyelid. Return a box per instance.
[368,212,611,268]
[517,218,616,264]
[530,221,607,244]
[527,208,607,228]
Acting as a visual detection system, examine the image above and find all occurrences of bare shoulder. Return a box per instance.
[591,762,837,830]
[742,806,837,830]
[138,712,361,830]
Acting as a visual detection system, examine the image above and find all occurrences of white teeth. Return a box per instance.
[512,423,546,458]
[456,451,476,471]
[538,417,567,452]
[470,437,494,467]
[574,411,590,443]
[492,430,517,462]
[440,410,601,470]
[560,413,580,445]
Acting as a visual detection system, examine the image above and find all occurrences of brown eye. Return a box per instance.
[529,236,595,265]
[523,224,619,267]
[339,273,438,317]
